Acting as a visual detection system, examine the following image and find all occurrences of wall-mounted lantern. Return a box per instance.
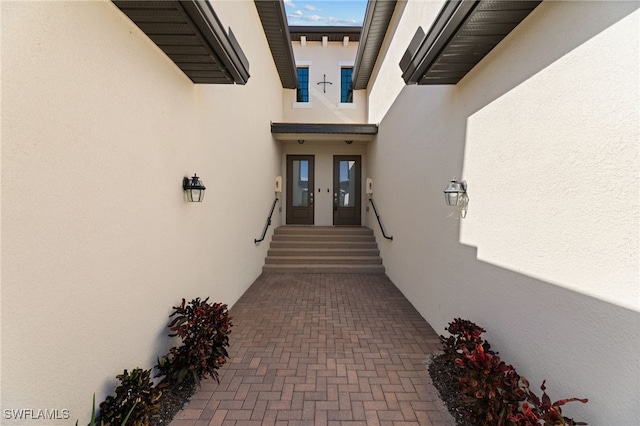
[183,174,206,202]
[444,178,468,218]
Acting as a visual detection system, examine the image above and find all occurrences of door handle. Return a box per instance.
[334,193,338,211]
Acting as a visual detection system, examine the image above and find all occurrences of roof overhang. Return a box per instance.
[352,0,398,90]
[254,0,298,88]
[400,0,542,85]
[271,123,378,142]
[112,0,250,84]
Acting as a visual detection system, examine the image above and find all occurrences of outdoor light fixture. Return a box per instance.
[298,139,305,144]
[183,174,206,202]
[444,178,468,218]
[345,140,353,145]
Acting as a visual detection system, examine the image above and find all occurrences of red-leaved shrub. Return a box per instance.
[439,318,588,425]
[157,297,232,386]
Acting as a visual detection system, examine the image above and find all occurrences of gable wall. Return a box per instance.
[285,41,366,123]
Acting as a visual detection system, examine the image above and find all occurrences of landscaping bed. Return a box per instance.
[150,377,196,426]
[428,352,474,426]
[427,318,588,426]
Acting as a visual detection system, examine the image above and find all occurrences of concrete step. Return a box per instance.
[262,264,385,274]
[267,248,380,257]
[263,226,384,274]
[272,233,375,242]
[265,256,383,265]
[270,240,378,249]
[274,226,372,236]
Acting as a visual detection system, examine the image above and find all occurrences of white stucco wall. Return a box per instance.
[1,0,282,421]
[367,1,639,424]
[459,3,639,311]
[284,41,366,123]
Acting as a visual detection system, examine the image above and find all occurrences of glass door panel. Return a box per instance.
[339,160,357,207]
[286,155,314,225]
[292,160,309,207]
[333,155,361,226]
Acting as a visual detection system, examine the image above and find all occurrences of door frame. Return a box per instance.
[286,155,315,225]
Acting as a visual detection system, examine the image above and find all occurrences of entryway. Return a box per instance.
[285,153,362,226]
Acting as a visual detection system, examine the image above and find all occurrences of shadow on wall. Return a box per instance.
[450,245,640,425]
[455,0,639,311]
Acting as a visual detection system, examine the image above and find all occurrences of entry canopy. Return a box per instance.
[271,122,378,142]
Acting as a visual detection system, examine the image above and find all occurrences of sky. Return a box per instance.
[284,0,368,26]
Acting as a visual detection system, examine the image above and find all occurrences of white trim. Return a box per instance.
[293,102,312,109]
[338,61,354,67]
[300,35,306,47]
[338,103,356,109]
[296,60,312,67]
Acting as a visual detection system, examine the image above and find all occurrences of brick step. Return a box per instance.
[262,264,385,274]
[265,256,382,265]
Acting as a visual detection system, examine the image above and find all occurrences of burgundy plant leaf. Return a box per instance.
[553,397,589,407]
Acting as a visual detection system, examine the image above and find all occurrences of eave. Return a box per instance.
[254,0,298,89]
[400,0,542,85]
[352,0,398,90]
[112,0,250,84]
[271,123,378,142]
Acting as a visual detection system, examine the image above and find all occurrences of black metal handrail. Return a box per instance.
[368,198,393,241]
[254,197,279,243]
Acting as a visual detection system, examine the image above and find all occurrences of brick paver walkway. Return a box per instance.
[169,273,455,426]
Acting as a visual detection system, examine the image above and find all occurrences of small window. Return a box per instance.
[340,67,353,103]
[297,67,309,102]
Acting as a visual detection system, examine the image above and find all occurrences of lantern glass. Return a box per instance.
[191,188,203,202]
[445,192,459,206]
